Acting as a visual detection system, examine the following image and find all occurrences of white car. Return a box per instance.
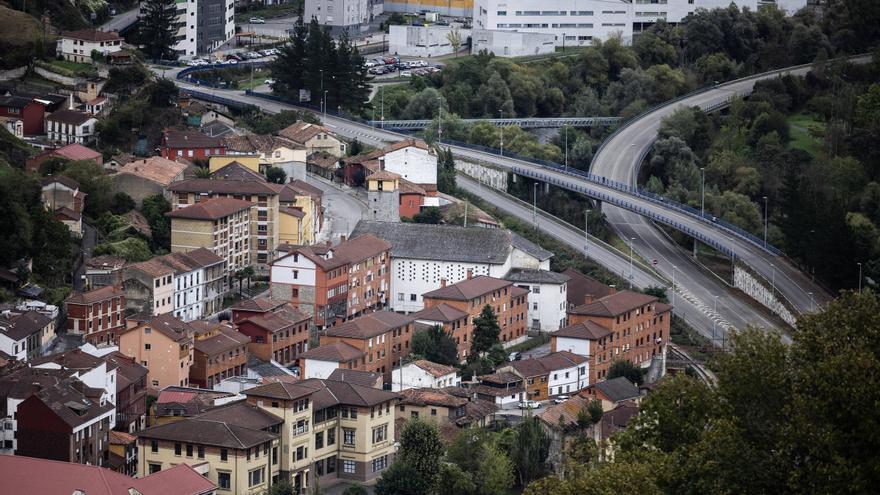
[518,400,540,410]
[364,60,377,68]
[415,60,429,67]
[553,395,570,404]
[400,70,412,77]
[250,17,265,24]
[264,78,276,87]
[223,59,238,65]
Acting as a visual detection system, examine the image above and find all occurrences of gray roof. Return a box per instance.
[350,220,511,264]
[510,233,553,261]
[504,268,570,285]
[594,377,640,403]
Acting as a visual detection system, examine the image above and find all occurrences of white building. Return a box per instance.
[350,221,552,313]
[505,268,569,333]
[298,342,366,379]
[0,310,54,362]
[59,29,123,63]
[46,109,97,145]
[472,0,805,47]
[471,29,556,57]
[370,139,437,189]
[389,25,472,58]
[504,350,589,398]
[552,320,610,358]
[32,349,119,428]
[304,0,382,33]
[163,250,225,322]
[392,359,460,391]
[141,0,235,58]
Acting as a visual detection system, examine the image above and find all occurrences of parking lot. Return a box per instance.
[365,56,443,78]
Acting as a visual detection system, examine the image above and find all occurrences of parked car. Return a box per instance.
[226,53,243,61]
[383,56,398,65]
[222,58,238,65]
[400,70,412,77]
[264,78,276,87]
[518,400,540,409]
[415,60,429,67]
[109,7,117,16]
[509,352,522,361]
[250,17,265,24]
[553,395,570,404]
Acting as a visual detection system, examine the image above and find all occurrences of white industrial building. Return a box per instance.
[505,268,569,333]
[389,25,473,57]
[350,221,553,313]
[304,0,384,33]
[391,359,460,391]
[471,0,807,47]
[471,29,556,57]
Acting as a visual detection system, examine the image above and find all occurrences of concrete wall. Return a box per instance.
[367,190,400,222]
[0,66,27,82]
[388,25,471,58]
[454,160,508,190]
[112,174,166,206]
[33,66,80,87]
[733,264,797,328]
[384,0,472,17]
[471,29,556,58]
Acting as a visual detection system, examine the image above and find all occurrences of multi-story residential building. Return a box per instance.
[472,0,805,48]
[42,176,86,214]
[551,319,611,360]
[151,386,237,425]
[123,258,175,316]
[109,429,138,476]
[505,268,570,333]
[102,350,149,433]
[46,109,97,144]
[236,306,312,366]
[318,311,416,383]
[119,314,195,390]
[270,234,391,327]
[421,275,530,357]
[0,94,45,136]
[369,138,436,190]
[59,29,123,62]
[32,349,119,428]
[0,310,55,361]
[168,197,253,282]
[391,359,459,391]
[85,255,128,288]
[148,0,235,57]
[278,180,323,245]
[112,156,190,206]
[503,351,590,400]
[0,454,217,495]
[351,221,552,313]
[299,341,366,379]
[189,320,250,388]
[563,267,613,310]
[230,297,289,323]
[243,378,399,488]
[384,0,470,16]
[160,130,227,160]
[65,285,126,345]
[0,367,66,454]
[396,387,498,429]
[473,370,526,409]
[168,177,281,271]
[278,121,346,158]
[566,290,671,382]
[137,401,282,493]
[303,0,381,33]
[16,371,114,465]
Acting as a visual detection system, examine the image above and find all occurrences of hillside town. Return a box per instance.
[0,0,878,494]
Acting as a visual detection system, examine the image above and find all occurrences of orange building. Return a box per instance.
[318,311,416,384]
[420,275,529,359]
[270,234,391,327]
[118,314,195,390]
[188,320,250,388]
[564,290,671,382]
[236,306,312,366]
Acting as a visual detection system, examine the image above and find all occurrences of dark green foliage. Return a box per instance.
[141,194,171,251]
[377,419,445,495]
[587,399,604,425]
[104,66,150,95]
[410,325,459,365]
[348,139,363,157]
[607,360,645,386]
[505,416,550,487]
[149,79,179,108]
[437,147,456,194]
[411,207,442,224]
[238,109,319,135]
[110,193,136,215]
[642,286,668,303]
[0,126,34,168]
[139,0,178,60]
[266,481,294,495]
[375,459,432,495]
[60,161,112,219]
[470,304,501,358]
[266,167,287,184]
[340,485,368,495]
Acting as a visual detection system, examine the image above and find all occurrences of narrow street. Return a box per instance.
[306,173,367,244]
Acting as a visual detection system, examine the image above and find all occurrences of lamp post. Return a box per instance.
[671,265,677,311]
[564,125,569,172]
[700,167,705,217]
[808,291,814,311]
[323,90,328,120]
[319,69,324,112]
[770,263,776,294]
[712,295,719,345]
[629,237,635,289]
[380,85,385,129]
[499,109,504,157]
[533,182,538,230]
[858,262,863,293]
[562,33,565,53]
[584,209,590,254]
[437,97,443,144]
[763,196,769,248]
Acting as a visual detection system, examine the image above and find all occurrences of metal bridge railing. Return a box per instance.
[368,116,621,130]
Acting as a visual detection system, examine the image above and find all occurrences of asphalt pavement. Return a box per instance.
[305,174,367,244]
[98,8,139,32]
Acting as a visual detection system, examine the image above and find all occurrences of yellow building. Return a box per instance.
[278,181,323,246]
[137,401,282,494]
[279,206,307,245]
[209,154,261,173]
[244,378,399,488]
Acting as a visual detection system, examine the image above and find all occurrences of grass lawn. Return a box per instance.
[45,58,98,76]
[239,76,269,90]
[788,112,826,157]
[235,2,302,23]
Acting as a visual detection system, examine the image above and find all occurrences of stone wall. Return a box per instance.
[733,264,797,327]
[454,160,508,190]
[33,66,81,87]
[0,66,27,82]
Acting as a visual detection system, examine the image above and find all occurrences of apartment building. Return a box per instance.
[119,314,195,390]
[46,109,97,145]
[168,177,282,271]
[244,378,399,487]
[278,180,323,245]
[230,297,289,323]
[499,351,589,401]
[396,387,498,429]
[64,285,126,345]
[149,0,235,57]
[160,130,226,160]
[137,401,282,493]
[236,306,312,366]
[299,341,367,379]
[84,255,127,288]
[351,221,552,313]
[270,234,391,327]
[123,258,175,316]
[168,197,253,281]
[189,320,250,388]
[31,349,119,428]
[504,268,569,333]
[411,303,469,361]
[59,29,123,62]
[421,275,530,358]
[101,351,149,433]
[0,310,55,361]
[278,121,347,158]
[566,290,671,382]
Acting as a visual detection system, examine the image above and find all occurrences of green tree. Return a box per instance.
[410,325,459,365]
[470,304,501,358]
[110,192,136,214]
[397,419,444,483]
[587,399,603,425]
[447,29,463,56]
[341,485,368,495]
[138,0,177,60]
[507,416,550,487]
[437,147,456,194]
[375,460,432,495]
[266,167,287,184]
[607,360,644,385]
[272,15,308,97]
[141,194,172,251]
[476,441,515,495]
[149,79,179,107]
[412,207,442,224]
[266,481,295,495]
[61,161,112,219]
[436,463,476,495]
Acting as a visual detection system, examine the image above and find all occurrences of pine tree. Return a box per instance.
[272,14,308,97]
[139,0,177,61]
[471,304,501,358]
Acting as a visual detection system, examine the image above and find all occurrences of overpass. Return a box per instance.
[367,116,621,130]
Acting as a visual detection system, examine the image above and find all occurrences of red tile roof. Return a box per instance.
[166,197,253,220]
[413,303,467,323]
[568,290,659,317]
[300,341,365,362]
[554,320,612,340]
[65,285,124,306]
[412,359,457,378]
[117,156,189,186]
[62,29,121,42]
[324,311,414,340]
[278,121,336,144]
[52,143,101,161]
[422,275,513,301]
[163,129,223,149]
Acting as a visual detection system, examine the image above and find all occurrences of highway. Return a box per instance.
[98,8,139,33]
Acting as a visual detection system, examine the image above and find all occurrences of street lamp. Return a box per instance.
[770,263,776,294]
[498,109,504,157]
[858,262,863,293]
[808,291,814,311]
[700,167,705,217]
[532,182,538,230]
[562,33,566,53]
[763,196,769,248]
[584,209,590,254]
[437,97,443,144]
[564,125,569,172]
[712,295,719,345]
[323,90,328,120]
[380,85,385,129]
[629,237,635,289]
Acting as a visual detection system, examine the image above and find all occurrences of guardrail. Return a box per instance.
[177,61,271,88]
[369,116,621,130]
[181,89,257,110]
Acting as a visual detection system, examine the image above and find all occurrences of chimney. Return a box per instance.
[340,234,347,243]
[584,294,593,305]
[466,269,473,280]
[608,285,617,295]
[68,94,74,111]
[440,278,447,288]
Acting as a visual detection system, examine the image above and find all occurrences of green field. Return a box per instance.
[788,112,826,156]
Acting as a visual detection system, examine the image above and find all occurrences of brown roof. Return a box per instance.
[85,255,127,270]
[244,381,318,401]
[369,170,401,181]
[507,351,588,378]
[51,143,101,162]
[538,394,592,429]
[296,378,399,409]
[412,360,457,378]
[194,326,250,356]
[231,297,287,313]
[65,285,124,306]
[163,130,223,149]
[563,268,614,307]
[278,121,336,144]
[382,138,430,154]
[399,387,467,409]
[327,368,382,388]
[477,370,522,386]
[53,206,80,221]
[29,377,114,428]
[210,161,265,181]
[399,179,426,195]
[568,290,659,317]
[62,29,121,42]
[47,109,93,126]
[109,430,136,445]
[117,157,189,186]
[276,234,389,271]
[167,177,280,195]
[30,348,107,371]
[280,206,305,218]
[0,310,53,341]
[192,400,283,430]
[102,351,147,392]
[421,275,513,301]
[412,303,467,323]
[324,311,414,340]
[239,308,308,333]
[307,151,338,170]
[220,133,276,154]
[555,320,612,340]
[166,197,253,220]
[299,341,365,362]
[41,175,81,190]
[279,180,323,203]
[136,314,194,343]
[127,258,174,278]
[137,415,278,449]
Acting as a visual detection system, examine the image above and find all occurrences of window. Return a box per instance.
[372,424,387,443]
[150,440,158,453]
[174,443,181,456]
[350,408,358,419]
[186,444,193,457]
[372,454,388,472]
[149,463,161,474]
[327,428,335,446]
[430,409,437,416]
[343,428,356,446]
[343,460,356,474]
[315,431,324,449]
[272,446,278,465]
[296,446,306,460]
[220,448,228,461]
[218,472,231,490]
[248,467,264,487]
[197,445,205,459]
[397,293,404,301]
[327,455,336,474]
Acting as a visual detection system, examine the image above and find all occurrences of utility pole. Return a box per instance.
[323,90,328,120]
[700,167,705,217]
[770,263,776,294]
[498,109,504,157]
[584,209,589,254]
[671,265,676,310]
[380,85,385,129]
[629,237,635,289]
[858,262,863,293]
[320,69,324,113]
[463,200,468,228]
[564,125,568,172]
[437,97,442,144]
[763,195,769,248]
[533,182,538,230]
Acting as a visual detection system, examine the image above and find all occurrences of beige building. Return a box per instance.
[123,258,175,316]
[279,206,307,246]
[119,314,195,390]
[396,387,498,430]
[167,177,282,272]
[168,197,253,282]
[209,155,261,174]
[243,378,399,489]
[222,133,307,167]
[278,122,346,158]
[112,156,189,206]
[137,401,282,494]
[279,180,323,245]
